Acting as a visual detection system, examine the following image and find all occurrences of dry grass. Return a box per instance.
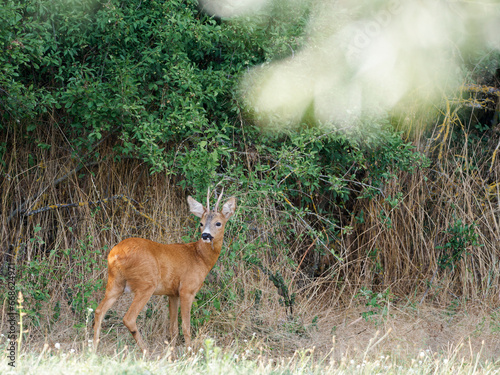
[1,318,499,374]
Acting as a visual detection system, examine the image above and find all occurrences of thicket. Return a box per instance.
[1,0,499,351]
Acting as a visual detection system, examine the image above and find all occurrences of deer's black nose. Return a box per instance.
[202,233,213,241]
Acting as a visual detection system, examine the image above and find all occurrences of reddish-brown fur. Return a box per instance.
[93,192,236,353]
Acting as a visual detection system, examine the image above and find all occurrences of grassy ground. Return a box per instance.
[2,333,499,374]
[2,300,500,374]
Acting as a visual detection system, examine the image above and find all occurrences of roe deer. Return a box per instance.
[93,188,236,353]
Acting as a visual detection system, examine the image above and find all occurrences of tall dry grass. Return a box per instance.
[342,98,500,306]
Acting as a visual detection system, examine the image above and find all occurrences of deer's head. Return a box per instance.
[187,188,236,243]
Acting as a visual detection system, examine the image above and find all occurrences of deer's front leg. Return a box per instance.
[180,293,195,348]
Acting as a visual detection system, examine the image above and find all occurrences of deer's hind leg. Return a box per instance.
[122,285,156,353]
[93,270,126,351]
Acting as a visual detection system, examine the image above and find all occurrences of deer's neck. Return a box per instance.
[195,238,223,271]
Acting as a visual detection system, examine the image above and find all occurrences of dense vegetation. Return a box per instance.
[1,0,500,362]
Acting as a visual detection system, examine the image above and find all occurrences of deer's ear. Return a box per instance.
[221,197,236,219]
[187,196,205,218]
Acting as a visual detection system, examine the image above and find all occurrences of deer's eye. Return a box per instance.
[200,222,204,227]
[215,222,222,227]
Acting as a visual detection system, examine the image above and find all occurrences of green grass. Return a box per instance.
[2,338,499,375]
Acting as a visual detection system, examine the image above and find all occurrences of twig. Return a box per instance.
[6,161,99,225]
[24,194,164,229]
